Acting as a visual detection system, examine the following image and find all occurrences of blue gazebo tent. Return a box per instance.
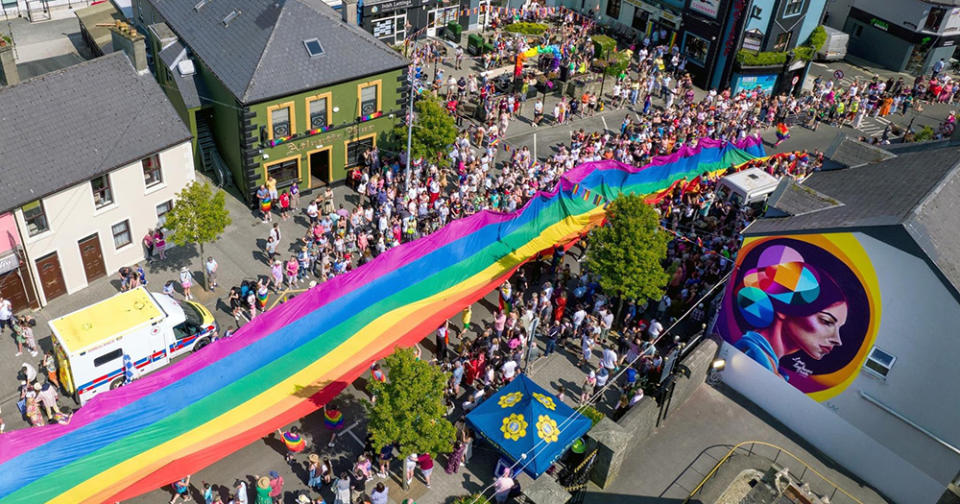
[466,374,593,477]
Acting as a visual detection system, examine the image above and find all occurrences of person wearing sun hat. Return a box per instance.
[307,453,323,490]
[254,475,271,504]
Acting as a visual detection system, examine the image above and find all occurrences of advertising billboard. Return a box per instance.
[715,234,882,401]
[733,73,779,95]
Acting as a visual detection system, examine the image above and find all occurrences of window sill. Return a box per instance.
[145,183,167,196]
[92,202,119,217]
[24,229,54,243]
[114,242,133,253]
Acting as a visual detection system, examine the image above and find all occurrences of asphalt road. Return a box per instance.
[0,41,934,504]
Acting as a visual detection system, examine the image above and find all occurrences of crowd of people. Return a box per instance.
[209,10,835,503]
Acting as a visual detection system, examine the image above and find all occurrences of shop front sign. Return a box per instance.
[0,251,19,275]
[688,0,718,19]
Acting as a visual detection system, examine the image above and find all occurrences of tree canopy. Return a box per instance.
[584,193,669,305]
[366,347,456,456]
[390,94,458,166]
[163,180,231,254]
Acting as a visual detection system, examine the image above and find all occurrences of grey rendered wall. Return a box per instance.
[717,341,944,504]
[844,19,912,71]
[822,232,960,485]
[716,230,960,503]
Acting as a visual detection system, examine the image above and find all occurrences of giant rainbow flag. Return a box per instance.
[0,136,763,504]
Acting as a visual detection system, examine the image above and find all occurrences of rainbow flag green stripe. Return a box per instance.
[0,137,763,504]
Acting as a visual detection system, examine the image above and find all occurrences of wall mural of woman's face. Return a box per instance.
[781,300,847,360]
[716,235,879,399]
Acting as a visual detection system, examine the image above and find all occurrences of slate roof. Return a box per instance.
[745,147,960,294]
[765,178,843,218]
[821,133,896,170]
[157,40,210,110]
[746,148,960,235]
[0,52,192,213]
[145,0,408,104]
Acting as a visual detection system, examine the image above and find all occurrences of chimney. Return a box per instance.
[109,21,148,75]
[0,35,19,86]
[341,0,358,26]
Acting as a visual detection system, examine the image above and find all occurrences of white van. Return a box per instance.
[817,26,848,62]
[717,168,780,207]
[51,287,217,405]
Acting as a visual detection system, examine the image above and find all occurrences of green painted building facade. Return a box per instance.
[135,0,408,201]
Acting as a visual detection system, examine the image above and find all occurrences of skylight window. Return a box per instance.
[303,38,324,57]
[223,9,241,26]
[193,0,210,12]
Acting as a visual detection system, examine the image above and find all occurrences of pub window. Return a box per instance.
[783,0,803,16]
[684,33,709,66]
[112,220,132,249]
[359,83,379,116]
[91,174,114,208]
[143,154,163,187]
[266,159,299,188]
[268,103,295,139]
[631,7,648,31]
[606,0,620,19]
[22,200,49,236]
[346,137,375,168]
[773,31,792,52]
[308,96,329,129]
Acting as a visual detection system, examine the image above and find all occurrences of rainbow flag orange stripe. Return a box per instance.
[0,137,763,504]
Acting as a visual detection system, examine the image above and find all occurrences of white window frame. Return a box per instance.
[112,219,133,250]
[783,0,803,17]
[91,174,114,209]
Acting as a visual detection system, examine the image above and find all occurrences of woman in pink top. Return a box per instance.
[270,260,283,292]
[493,310,507,337]
[154,230,166,260]
[285,256,299,287]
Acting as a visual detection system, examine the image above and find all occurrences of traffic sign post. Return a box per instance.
[790,74,800,95]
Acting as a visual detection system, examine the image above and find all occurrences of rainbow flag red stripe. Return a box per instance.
[0,137,763,504]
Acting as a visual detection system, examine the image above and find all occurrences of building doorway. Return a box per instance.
[36,251,66,301]
[309,148,332,188]
[78,234,107,283]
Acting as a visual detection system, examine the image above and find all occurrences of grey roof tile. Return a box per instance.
[746,147,960,294]
[0,52,192,213]
[145,0,408,104]
[745,148,960,236]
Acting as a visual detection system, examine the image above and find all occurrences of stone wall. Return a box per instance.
[586,338,719,489]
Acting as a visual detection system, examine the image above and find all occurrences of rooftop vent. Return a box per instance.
[193,0,210,11]
[223,9,241,26]
[177,59,196,76]
[303,38,324,57]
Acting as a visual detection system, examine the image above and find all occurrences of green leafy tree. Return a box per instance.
[163,181,231,286]
[366,347,456,457]
[390,94,458,166]
[585,193,670,320]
